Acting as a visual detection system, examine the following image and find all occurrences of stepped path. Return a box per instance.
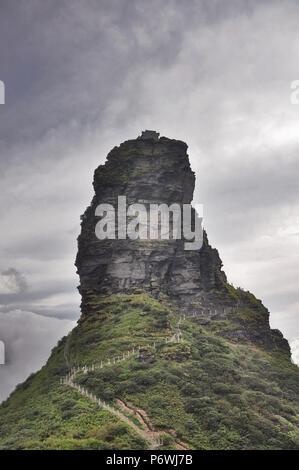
[63,374,162,449]
[61,314,194,449]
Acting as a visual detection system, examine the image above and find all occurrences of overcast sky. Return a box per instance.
[0,0,299,401]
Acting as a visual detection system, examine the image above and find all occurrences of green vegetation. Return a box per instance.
[0,290,298,450]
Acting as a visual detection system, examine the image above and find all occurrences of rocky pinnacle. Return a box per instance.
[76,132,230,317]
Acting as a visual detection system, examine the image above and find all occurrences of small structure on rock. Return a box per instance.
[139,130,160,141]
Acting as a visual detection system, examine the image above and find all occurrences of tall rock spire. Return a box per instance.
[76,132,227,316]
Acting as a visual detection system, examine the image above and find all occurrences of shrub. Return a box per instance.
[185,418,197,431]
[213,383,231,394]
[161,434,174,447]
[101,387,115,401]
[60,399,76,411]
[185,397,213,414]
[181,383,199,397]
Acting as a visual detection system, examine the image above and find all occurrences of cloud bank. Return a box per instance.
[0,310,75,401]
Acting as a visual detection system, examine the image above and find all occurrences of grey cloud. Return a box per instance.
[6,233,77,262]
[1,268,28,293]
[0,0,187,145]
[290,337,299,365]
[0,309,75,402]
[0,304,79,321]
[0,278,80,320]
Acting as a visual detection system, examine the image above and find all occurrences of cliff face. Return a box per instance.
[75,132,288,353]
[76,133,228,314]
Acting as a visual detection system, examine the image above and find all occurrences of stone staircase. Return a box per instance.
[61,315,185,450]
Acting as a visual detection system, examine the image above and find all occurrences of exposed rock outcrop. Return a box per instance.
[76,133,227,314]
[75,132,290,355]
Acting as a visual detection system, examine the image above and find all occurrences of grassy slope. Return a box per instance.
[0,289,298,450]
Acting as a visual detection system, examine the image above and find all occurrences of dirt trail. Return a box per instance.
[64,375,161,450]
[116,398,190,450]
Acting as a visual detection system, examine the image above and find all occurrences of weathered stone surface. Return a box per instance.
[76,133,228,315]
[75,132,290,356]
